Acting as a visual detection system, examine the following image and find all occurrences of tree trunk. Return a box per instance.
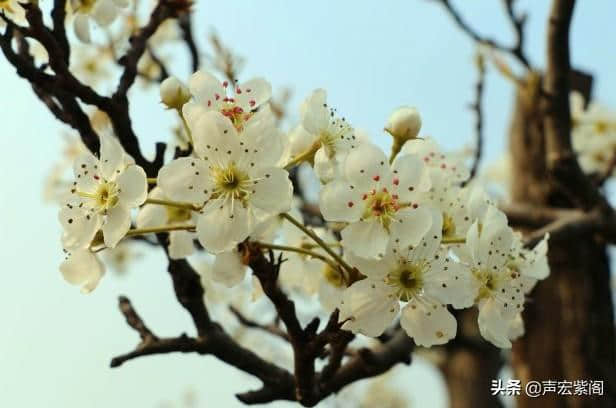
[509,72,616,408]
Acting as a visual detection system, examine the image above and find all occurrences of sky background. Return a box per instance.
[1,0,615,407]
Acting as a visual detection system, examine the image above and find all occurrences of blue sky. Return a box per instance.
[1,1,615,407]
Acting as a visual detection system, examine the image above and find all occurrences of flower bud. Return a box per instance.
[385,106,422,142]
[160,77,191,109]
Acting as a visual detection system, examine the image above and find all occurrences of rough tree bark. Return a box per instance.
[508,68,616,408]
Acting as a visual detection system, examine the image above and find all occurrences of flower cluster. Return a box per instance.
[57,70,549,348]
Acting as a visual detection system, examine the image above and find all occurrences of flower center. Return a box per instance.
[442,212,456,238]
[211,163,251,203]
[473,268,502,301]
[595,120,609,134]
[385,263,425,301]
[319,118,353,159]
[220,101,252,131]
[323,265,345,288]
[76,0,98,13]
[361,189,400,229]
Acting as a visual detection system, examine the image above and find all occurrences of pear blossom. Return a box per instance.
[320,143,432,259]
[136,187,196,259]
[59,134,147,249]
[60,248,105,293]
[339,211,477,346]
[72,0,128,43]
[401,137,470,186]
[289,89,362,182]
[182,70,272,131]
[463,206,534,348]
[157,109,292,253]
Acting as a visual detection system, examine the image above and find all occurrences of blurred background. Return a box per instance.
[1,0,615,406]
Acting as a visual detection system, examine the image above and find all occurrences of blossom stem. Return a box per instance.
[144,198,201,211]
[176,107,193,145]
[442,236,466,244]
[125,224,196,237]
[147,178,157,185]
[389,138,404,164]
[284,141,320,170]
[255,242,340,271]
[280,212,355,275]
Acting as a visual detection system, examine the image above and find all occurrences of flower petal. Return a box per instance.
[401,300,456,347]
[117,164,147,207]
[59,206,102,250]
[192,110,240,163]
[103,205,131,248]
[188,70,224,110]
[478,299,513,348]
[235,78,272,111]
[319,180,362,222]
[72,152,101,193]
[92,0,118,26]
[100,133,125,180]
[60,249,105,294]
[341,220,389,259]
[211,248,247,287]
[424,259,478,309]
[240,106,283,167]
[157,157,211,204]
[391,153,431,202]
[74,14,91,43]
[390,207,433,251]
[301,89,329,134]
[197,201,252,253]
[250,167,293,215]
[344,143,391,191]
[339,278,398,337]
[169,230,195,259]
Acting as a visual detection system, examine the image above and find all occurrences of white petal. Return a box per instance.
[74,14,91,43]
[341,220,389,259]
[240,106,283,167]
[136,201,166,228]
[192,111,240,163]
[103,205,131,248]
[157,157,211,204]
[424,259,478,309]
[72,152,101,193]
[197,202,252,253]
[313,147,341,183]
[117,165,147,207]
[250,167,293,215]
[169,230,195,259]
[99,134,125,180]
[92,0,118,27]
[235,78,272,111]
[319,180,362,222]
[391,153,431,201]
[401,300,456,347]
[507,314,525,341]
[390,207,433,251]
[59,205,102,250]
[339,278,398,337]
[188,70,225,109]
[288,125,318,158]
[478,299,512,348]
[345,250,392,279]
[60,249,105,294]
[111,0,129,8]
[522,234,550,280]
[344,143,391,191]
[319,280,344,314]
[301,89,329,134]
[211,249,247,287]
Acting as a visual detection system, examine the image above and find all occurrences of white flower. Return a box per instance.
[72,0,128,43]
[157,109,292,253]
[136,187,196,259]
[59,134,147,249]
[464,206,533,348]
[401,138,470,186]
[320,143,432,259]
[385,106,422,142]
[339,211,476,346]
[160,77,191,110]
[183,70,272,131]
[60,248,105,293]
[290,89,361,182]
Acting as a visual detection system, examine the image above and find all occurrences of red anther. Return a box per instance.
[347,201,354,207]
[423,156,430,162]
[93,175,100,180]
[215,93,220,100]
[236,87,242,94]
[246,88,252,93]
[362,194,368,200]
[392,194,399,199]
[223,81,229,87]
[207,100,212,107]
[234,106,244,114]
[382,187,388,193]
[393,177,399,185]
[412,203,418,209]
[373,175,380,181]
[249,100,256,107]
[440,163,446,169]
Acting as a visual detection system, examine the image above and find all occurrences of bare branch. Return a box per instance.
[229,305,290,342]
[463,52,486,186]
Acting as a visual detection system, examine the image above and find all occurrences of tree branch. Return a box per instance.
[463,53,486,186]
